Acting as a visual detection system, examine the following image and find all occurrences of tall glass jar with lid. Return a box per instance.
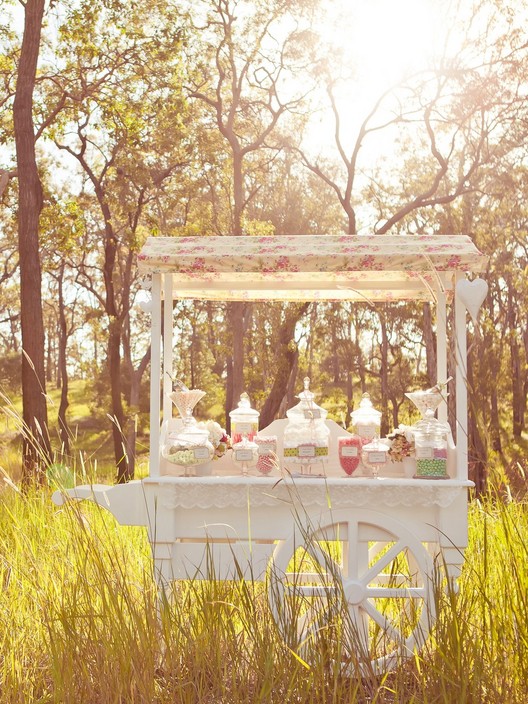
[283,377,330,475]
[413,420,449,478]
[351,393,382,441]
[229,393,260,444]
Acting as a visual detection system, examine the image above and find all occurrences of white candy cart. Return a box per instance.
[53,234,488,673]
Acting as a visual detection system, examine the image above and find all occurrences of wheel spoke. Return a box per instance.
[284,583,338,599]
[347,604,370,654]
[307,540,341,583]
[344,520,359,578]
[269,510,436,675]
[375,573,410,586]
[366,586,426,599]
[361,540,405,585]
[368,541,387,562]
[363,599,405,646]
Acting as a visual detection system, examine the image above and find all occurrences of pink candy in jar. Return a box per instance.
[229,392,259,444]
[255,435,277,475]
[338,435,362,476]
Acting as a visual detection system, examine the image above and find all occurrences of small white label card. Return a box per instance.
[367,451,387,464]
[298,444,316,458]
[235,449,254,462]
[257,443,275,455]
[193,447,210,460]
[356,424,376,438]
[416,446,434,459]
[341,446,358,457]
[303,409,321,420]
[235,422,253,434]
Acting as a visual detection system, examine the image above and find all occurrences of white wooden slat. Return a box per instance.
[170,541,275,581]
[149,274,162,477]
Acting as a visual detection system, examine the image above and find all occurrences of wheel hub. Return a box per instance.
[344,580,366,605]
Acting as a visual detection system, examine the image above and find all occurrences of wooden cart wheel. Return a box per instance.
[268,509,436,675]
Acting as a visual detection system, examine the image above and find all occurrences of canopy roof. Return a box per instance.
[137,234,488,302]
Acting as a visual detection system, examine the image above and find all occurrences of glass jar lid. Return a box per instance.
[413,415,450,437]
[232,435,258,468]
[233,435,258,451]
[286,377,327,421]
[351,393,381,427]
[172,421,210,446]
[229,392,260,421]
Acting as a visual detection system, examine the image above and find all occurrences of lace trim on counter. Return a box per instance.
[156,480,464,510]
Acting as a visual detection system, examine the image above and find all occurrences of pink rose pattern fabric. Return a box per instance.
[137,235,487,302]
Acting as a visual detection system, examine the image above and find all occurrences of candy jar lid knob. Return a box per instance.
[238,392,250,408]
[351,392,382,424]
[298,376,315,402]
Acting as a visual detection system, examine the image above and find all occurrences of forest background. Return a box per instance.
[1,0,527,490]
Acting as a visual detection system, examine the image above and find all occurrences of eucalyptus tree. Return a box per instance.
[39,192,87,456]
[42,0,189,480]
[185,0,318,426]
[292,0,528,236]
[11,0,55,482]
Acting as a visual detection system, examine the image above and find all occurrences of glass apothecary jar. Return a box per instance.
[414,421,449,478]
[161,387,214,475]
[361,437,389,477]
[338,435,362,476]
[283,377,330,474]
[255,435,277,475]
[232,435,258,476]
[230,393,259,444]
[351,393,381,441]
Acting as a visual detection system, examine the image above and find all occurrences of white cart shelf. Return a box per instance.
[53,234,488,673]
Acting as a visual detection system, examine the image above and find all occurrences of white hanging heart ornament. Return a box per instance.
[139,299,153,313]
[456,278,488,324]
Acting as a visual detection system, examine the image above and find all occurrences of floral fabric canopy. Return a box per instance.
[137,235,488,302]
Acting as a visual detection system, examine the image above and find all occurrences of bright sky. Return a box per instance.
[324,0,441,91]
[307,0,447,150]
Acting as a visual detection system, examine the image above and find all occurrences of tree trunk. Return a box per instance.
[90,173,131,479]
[379,306,389,437]
[224,147,247,429]
[13,0,51,483]
[489,382,502,453]
[260,303,310,427]
[225,356,234,434]
[57,265,70,456]
[486,295,502,453]
[307,303,318,379]
[232,149,244,237]
[467,350,487,495]
[344,202,356,235]
[330,304,340,384]
[225,301,248,432]
[422,303,437,386]
[124,346,151,479]
[507,289,523,439]
[108,318,129,482]
[278,347,299,419]
[346,370,353,428]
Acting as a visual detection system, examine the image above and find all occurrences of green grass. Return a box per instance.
[0,485,527,703]
[0,381,149,482]
[1,389,528,701]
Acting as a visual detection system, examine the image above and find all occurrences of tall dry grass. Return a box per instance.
[0,481,526,703]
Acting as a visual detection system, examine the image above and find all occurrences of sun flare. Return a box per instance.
[319,0,443,96]
[306,0,448,158]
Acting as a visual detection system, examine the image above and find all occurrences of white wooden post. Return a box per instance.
[454,272,468,480]
[435,286,448,425]
[149,274,162,477]
[163,273,173,424]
